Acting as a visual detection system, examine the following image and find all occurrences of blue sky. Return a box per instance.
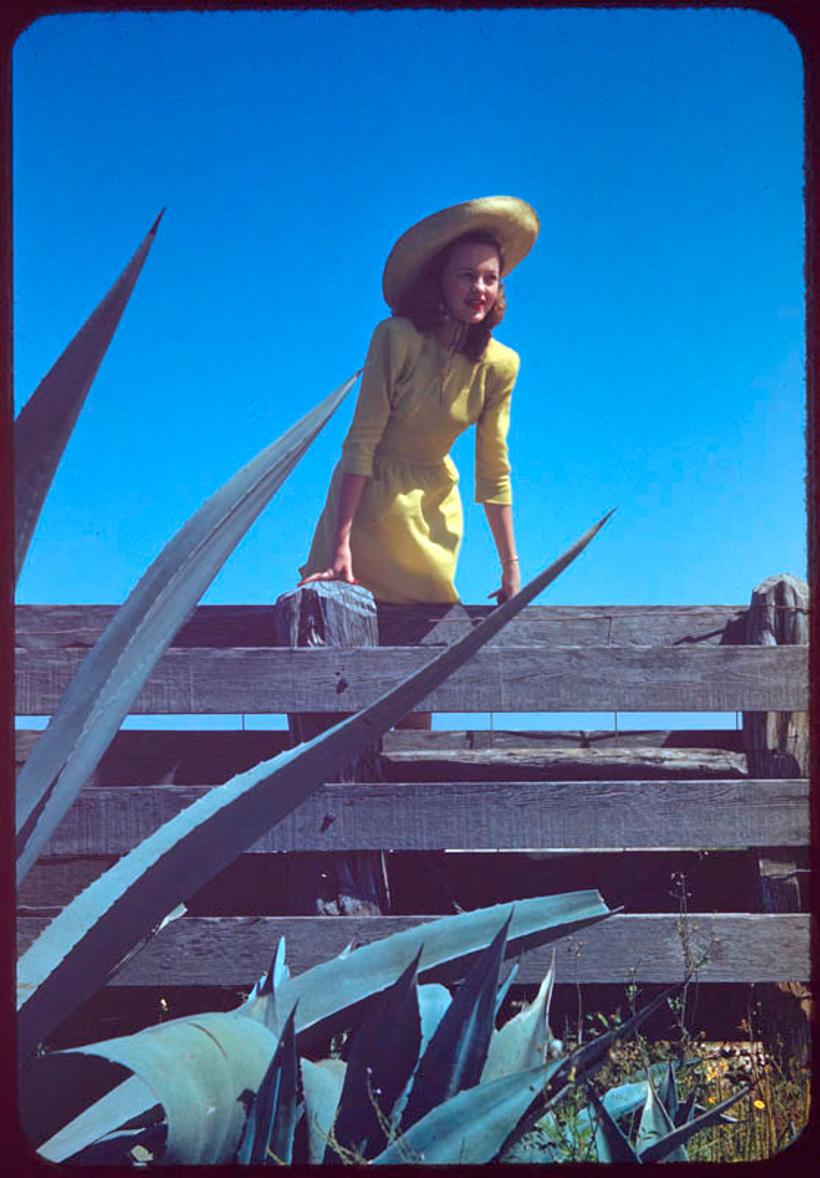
[13,8,805,730]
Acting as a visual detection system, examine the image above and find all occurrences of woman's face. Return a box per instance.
[440,239,501,324]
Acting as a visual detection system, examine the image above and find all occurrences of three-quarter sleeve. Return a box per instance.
[475,348,519,504]
[340,319,406,477]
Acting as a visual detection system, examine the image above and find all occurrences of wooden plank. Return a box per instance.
[15,603,748,651]
[380,747,749,782]
[15,728,746,784]
[376,603,749,648]
[15,913,810,984]
[17,858,116,909]
[381,729,747,752]
[15,645,807,715]
[34,779,808,855]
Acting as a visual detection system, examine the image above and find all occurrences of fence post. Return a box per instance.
[273,581,390,916]
[743,573,811,1063]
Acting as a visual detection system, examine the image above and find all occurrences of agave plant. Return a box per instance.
[23,920,749,1166]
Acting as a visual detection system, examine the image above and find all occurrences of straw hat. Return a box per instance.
[382,195,539,309]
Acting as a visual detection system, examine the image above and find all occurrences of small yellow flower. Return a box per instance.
[707,1096,717,1104]
[753,1099,766,1110]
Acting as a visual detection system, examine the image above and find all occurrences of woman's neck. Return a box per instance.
[432,315,469,352]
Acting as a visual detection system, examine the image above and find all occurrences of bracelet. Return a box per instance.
[501,555,520,566]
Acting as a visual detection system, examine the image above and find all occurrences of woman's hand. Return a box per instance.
[298,544,358,587]
[488,559,521,605]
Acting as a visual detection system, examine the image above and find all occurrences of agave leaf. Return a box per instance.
[235,1004,300,1165]
[66,1123,167,1165]
[36,1075,158,1163]
[280,891,613,1048]
[387,979,454,1134]
[587,1085,642,1163]
[636,1074,685,1160]
[418,982,452,1053]
[240,936,290,1034]
[401,913,511,1130]
[592,1059,685,1128]
[18,512,614,1060]
[372,1060,562,1165]
[16,371,358,883]
[326,948,422,1162]
[677,1079,700,1126]
[482,952,556,1084]
[14,213,163,583]
[301,1058,347,1164]
[512,1061,677,1163]
[495,960,520,1018]
[20,1011,280,1165]
[638,1085,752,1163]
[501,986,677,1157]
[657,1058,681,1126]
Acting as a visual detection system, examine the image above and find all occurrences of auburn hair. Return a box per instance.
[392,231,506,362]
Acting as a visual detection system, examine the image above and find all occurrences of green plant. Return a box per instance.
[24,899,613,1163]
[26,922,758,1166]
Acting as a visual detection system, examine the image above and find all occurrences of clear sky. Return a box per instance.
[13,8,805,731]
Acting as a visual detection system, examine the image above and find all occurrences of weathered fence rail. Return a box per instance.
[16,913,809,986]
[15,643,806,714]
[18,779,808,856]
[15,585,811,1043]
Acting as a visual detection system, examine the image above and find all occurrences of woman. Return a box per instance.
[299,196,539,620]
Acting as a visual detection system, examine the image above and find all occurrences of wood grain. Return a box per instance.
[379,746,749,782]
[16,913,810,984]
[15,603,748,651]
[33,778,807,856]
[15,645,807,714]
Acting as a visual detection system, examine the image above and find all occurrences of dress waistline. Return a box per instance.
[373,449,450,470]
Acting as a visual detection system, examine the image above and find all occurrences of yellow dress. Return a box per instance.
[299,315,520,604]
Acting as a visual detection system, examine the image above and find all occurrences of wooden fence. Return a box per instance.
[15,579,810,1035]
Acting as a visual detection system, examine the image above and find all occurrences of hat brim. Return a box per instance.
[382,196,539,310]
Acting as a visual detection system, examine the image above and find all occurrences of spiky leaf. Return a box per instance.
[35,1075,158,1163]
[508,1061,679,1163]
[19,1011,280,1164]
[372,1061,561,1165]
[327,950,422,1162]
[16,372,357,884]
[588,1085,642,1163]
[276,891,613,1048]
[401,913,511,1129]
[417,982,452,1053]
[482,953,556,1083]
[636,1073,686,1160]
[235,1005,300,1165]
[638,1086,752,1163]
[14,213,162,582]
[494,960,520,1018]
[657,1058,680,1125]
[301,1058,347,1164]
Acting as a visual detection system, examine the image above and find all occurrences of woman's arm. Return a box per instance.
[484,501,521,602]
[299,471,367,585]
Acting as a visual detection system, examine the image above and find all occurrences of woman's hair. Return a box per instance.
[392,231,506,362]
